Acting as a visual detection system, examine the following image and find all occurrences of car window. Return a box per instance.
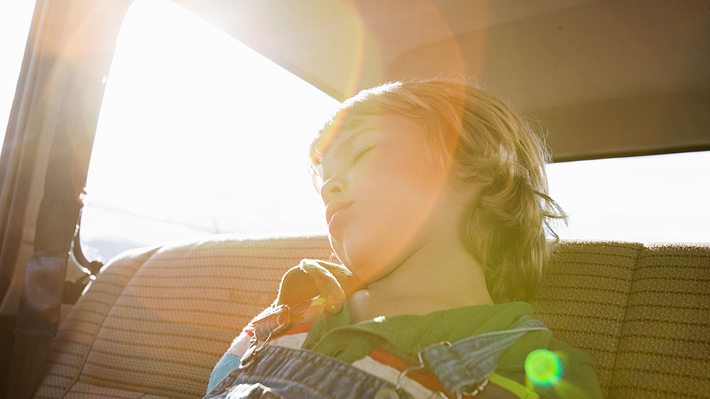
[81,0,338,262]
[547,151,710,243]
[82,0,709,263]
[0,1,36,152]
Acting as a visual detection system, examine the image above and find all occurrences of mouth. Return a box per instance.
[326,202,352,225]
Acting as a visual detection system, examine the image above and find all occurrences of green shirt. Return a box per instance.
[302,300,602,399]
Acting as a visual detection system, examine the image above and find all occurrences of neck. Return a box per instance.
[348,238,493,323]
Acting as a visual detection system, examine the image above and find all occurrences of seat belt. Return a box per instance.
[63,210,103,304]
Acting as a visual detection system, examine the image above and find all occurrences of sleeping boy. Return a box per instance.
[205,79,602,398]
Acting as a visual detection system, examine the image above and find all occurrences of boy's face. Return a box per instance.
[319,114,476,285]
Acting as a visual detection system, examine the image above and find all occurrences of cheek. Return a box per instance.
[353,151,446,236]
[370,153,446,208]
[337,174,444,279]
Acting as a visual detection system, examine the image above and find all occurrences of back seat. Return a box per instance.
[33,236,709,398]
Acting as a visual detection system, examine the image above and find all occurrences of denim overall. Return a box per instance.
[204,260,547,399]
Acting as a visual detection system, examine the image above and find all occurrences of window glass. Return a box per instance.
[82,0,338,262]
[0,2,36,151]
[547,151,710,244]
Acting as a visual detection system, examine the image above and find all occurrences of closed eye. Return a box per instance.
[351,146,375,165]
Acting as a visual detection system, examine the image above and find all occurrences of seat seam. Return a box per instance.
[607,242,644,399]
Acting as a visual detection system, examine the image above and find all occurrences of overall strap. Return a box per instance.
[420,316,547,396]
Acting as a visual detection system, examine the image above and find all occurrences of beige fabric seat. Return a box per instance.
[33,236,709,398]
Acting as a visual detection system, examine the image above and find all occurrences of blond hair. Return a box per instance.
[310,79,566,302]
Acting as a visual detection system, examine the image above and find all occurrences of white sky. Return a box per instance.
[0,0,707,262]
[547,152,710,244]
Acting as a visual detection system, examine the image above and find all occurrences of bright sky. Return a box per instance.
[1,0,707,262]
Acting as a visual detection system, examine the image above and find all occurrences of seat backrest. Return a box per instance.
[533,242,642,397]
[33,237,709,398]
[33,237,332,399]
[608,244,709,398]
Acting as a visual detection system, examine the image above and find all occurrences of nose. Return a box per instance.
[320,175,346,204]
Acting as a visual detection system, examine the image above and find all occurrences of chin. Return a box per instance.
[331,222,419,279]
[337,242,399,284]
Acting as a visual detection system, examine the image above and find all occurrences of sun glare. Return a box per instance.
[83,0,338,260]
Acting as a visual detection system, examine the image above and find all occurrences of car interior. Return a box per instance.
[0,1,708,398]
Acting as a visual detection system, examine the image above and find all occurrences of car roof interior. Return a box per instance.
[175,0,710,162]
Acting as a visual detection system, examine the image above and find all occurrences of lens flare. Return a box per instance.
[525,349,562,387]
